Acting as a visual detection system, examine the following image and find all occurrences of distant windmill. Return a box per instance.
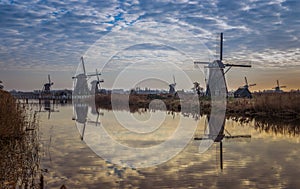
[72,56,103,96]
[244,77,256,89]
[42,74,54,94]
[169,75,176,95]
[273,80,286,93]
[192,81,204,96]
[194,33,251,96]
[234,77,256,98]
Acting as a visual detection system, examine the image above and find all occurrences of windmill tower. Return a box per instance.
[42,74,54,94]
[273,80,286,93]
[169,75,176,95]
[234,77,256,98]
[194,33,251,97]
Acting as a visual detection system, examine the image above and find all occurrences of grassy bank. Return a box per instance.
[95,92,300,118]
[0,90,40,188]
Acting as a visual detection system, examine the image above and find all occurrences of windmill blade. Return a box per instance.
[81,56,86,75]
[220,32,223,61]
[280,86,286,88]
[48,74,51,83]
[277,80,279,87]
[244,77,248,86]
[95,112,100,126]
[96,69,100,81]
[173,75,176,84]
[194,61,210,65]
[86,73,101,77]
[224,63,251,67]
[249,84,256,87]
[81,122,86,141]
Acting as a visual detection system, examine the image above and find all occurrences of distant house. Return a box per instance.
[234,87,252,98]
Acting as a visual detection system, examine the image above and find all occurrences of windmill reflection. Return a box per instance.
[36,99,59,119]
[72,100,103,140]
[195,114,251,170]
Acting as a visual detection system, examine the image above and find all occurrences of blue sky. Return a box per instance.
[0,0,299,91]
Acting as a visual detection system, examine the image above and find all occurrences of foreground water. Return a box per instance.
[35,103,300,189]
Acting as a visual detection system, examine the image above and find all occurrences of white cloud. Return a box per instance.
[0,0,299,75]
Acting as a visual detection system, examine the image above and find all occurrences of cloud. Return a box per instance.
[0,0,299,74]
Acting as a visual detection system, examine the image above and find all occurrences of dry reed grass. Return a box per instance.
[95,92,300,118]
[252,93,300,116]
[0,90,40,189]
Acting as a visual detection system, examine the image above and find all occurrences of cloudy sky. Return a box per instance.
[0,0,299,91]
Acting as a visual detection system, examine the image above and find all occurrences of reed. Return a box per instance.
[0,90,40,188]
[0,90,26,137]
[252,92,300,116]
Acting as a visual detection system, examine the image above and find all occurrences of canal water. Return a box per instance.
[35,102,300,188]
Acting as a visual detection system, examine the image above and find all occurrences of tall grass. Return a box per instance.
[252,93,300,116]
[0,90,40,188]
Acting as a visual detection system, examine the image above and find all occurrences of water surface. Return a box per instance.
[37,103,300,188]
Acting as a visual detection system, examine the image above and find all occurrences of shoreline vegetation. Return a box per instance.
[94,92,300,119]
[0,90,40,189]
[93,92,300,136]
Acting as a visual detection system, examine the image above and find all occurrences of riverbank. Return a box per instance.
[0,90,40,188]
[95,92,300,119]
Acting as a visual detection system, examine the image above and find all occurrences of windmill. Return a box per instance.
[192,81,204,96]
[194,33,251,96]
[42,74,54,94]
[273,80,286,93]
[72,57,103,96]
[169,75,176,95]
[234,77,256,98]
[244,77,256,89]
[90,69,104,94]
[194,115,251,170]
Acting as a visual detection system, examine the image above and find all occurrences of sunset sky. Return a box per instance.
[0,0,299,91]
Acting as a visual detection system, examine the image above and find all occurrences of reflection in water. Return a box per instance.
[36,102,300,188]
[230,116,300,136]
[72,99,103,140]
[34,99,60,119]
[194,114,251,170]
[254,117,300,136]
